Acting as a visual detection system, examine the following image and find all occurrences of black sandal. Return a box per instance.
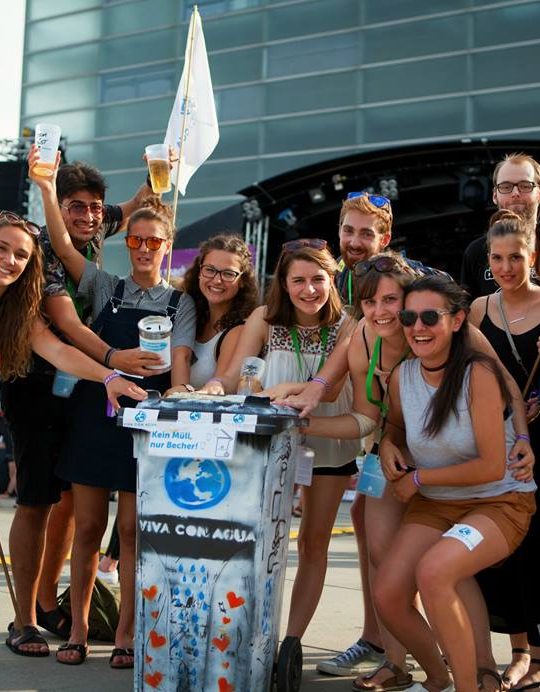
[5,622,50,657]
[477,667,504,691]
[514,658,540,692]
[36,602,72,639]
[56,641,88,665]
[109,647,134,669]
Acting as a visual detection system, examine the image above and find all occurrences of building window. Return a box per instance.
[100,65,176,104]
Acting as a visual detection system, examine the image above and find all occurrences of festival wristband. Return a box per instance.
[515,434,530,443]
[103,370,121,386]
[412,469,421,488]
[310,375,330,390]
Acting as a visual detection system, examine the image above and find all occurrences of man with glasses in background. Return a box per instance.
[461,153,540,299]
[1,159,159,656]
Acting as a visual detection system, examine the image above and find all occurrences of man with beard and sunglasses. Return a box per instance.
[1,155,162,656]
[460,153,540,299]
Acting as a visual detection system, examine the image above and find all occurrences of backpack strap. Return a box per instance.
[215,322,244,362]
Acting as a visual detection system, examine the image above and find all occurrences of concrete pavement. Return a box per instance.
[0,496,511,691]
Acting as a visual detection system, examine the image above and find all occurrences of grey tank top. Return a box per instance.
[399,359,536,500]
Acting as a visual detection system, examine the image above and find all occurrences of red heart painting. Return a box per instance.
[151,610,159,619]
[226,591,245,609]
[143,585,158,601]
[218,677,234,692]
[222,616,231,624]
[145,671,163,688]
[145,654,153,663]
[149,630,166,648]
[222,662,230,669]
[212,634,231,652]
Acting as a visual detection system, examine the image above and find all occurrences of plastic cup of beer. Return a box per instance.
[145,143,171,194]
[34,123,61,177]
[237,356,266,395]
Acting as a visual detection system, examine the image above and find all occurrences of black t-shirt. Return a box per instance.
[460,235,496,299]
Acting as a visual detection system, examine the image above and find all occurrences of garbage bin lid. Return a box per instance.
[118,392,302,435]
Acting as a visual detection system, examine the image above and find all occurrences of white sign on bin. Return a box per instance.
[147,424,237,460]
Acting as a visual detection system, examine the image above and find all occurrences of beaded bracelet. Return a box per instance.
[104,347,118,367]
[310,375,330,390]
[412,469,421,489]
[515,433,531,443]
[103,370,121,386]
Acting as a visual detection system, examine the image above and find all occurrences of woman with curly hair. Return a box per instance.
[177,234,259,390]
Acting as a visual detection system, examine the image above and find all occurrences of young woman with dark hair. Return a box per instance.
[470,210,540,690]
[200,239,361,640]
[0,211,145,657]
[376,275,536,692]
[174,234,259,390]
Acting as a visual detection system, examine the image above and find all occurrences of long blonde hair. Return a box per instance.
[0,220,44,379]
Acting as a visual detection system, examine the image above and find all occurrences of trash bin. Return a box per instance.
[118,393,304,692]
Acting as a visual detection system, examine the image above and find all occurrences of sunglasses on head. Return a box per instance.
[354,255,400,277]
[282,238,328,253]
[346,191,391,210]
[125,235,166,251]
[0,210,40,237]
[398,308,453,327]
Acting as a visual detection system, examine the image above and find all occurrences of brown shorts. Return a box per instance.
[403,491,536,553]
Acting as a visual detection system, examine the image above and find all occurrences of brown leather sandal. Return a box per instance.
[352,660,413,692]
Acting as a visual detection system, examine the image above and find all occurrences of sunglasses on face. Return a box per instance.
[282,238,328,253]
[60,201,104,217]
[0,210,40,237]
[354,256,400,277]
[200,264,241,283]
[125,235,166,251]
[398,308,453,327]
[346,191,392,210]
[495,181,537,194]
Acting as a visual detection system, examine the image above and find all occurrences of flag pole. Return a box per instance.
[167,5,198,283]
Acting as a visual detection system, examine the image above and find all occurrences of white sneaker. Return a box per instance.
[96,568,119,586]
[342,489,356,502]
[316,639,385,676]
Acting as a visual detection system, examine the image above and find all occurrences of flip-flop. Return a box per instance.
[5,622,50,657]
[110,647,134,669]
[56,641,88,665]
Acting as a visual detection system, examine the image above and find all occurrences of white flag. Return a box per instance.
[164,9,219,196]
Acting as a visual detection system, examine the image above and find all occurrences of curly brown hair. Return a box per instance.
[183,234,259,335]
[0,220,44,379]
[265,244,342,327]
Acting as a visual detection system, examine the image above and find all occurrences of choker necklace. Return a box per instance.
[421,360,448,372]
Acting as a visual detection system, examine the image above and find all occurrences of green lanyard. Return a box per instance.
[289,326,329,382]
[366,337,388,418]
[347,270,353,305]
[365,337,411,418]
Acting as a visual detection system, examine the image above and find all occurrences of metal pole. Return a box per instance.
[0,536,23,628]
[167,5,198,283]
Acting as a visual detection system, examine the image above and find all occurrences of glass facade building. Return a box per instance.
[21,0,540,268]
